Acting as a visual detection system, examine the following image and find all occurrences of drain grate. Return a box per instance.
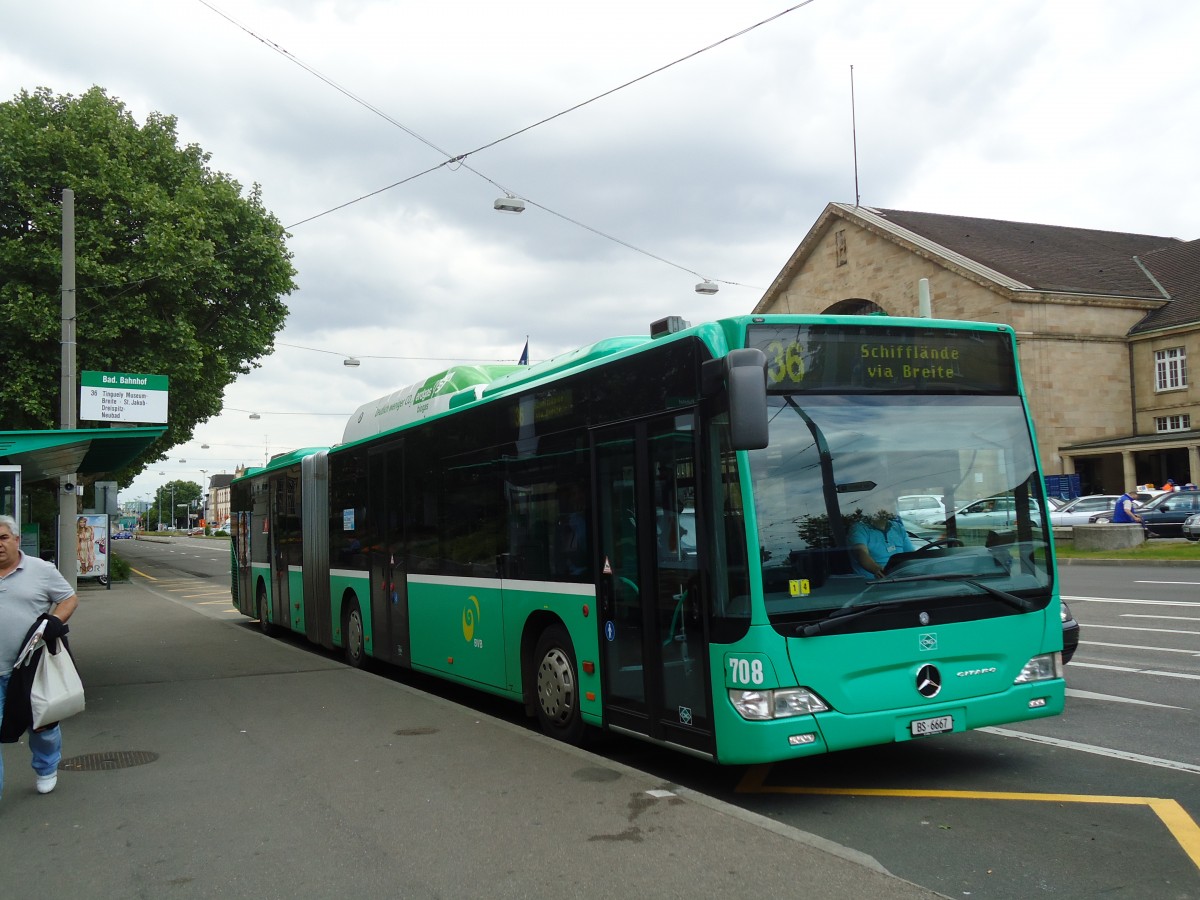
[60,750,160,771]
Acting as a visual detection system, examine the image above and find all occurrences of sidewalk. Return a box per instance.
[0,579,945,899]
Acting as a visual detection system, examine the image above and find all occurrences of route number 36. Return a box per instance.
[728,657,765,686]
[765,340,806,385]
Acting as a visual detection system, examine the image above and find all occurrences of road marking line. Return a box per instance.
[1080,638,1200,657]
[129,567,157,582]
[1065,688,1188,710]
[1070,657,1200,681]
[735,764,1200,872]
[1082,623,1200,636]
[1064,596,1200,608]
[1122,614,1200,622]
[1136,580,1200,586]
[981,727,1200,775]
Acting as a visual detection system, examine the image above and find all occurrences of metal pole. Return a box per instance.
[58,188,78,589]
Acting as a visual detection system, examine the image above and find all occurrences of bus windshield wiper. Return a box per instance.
[797,602,892,637]
[796,573,1036,638]
[868,572,1037,613]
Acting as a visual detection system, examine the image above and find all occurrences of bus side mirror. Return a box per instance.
[726,348,768,450]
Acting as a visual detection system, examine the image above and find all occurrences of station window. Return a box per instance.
[1154,348,1187,392]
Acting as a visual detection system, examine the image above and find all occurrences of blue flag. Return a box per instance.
[518,340,529,365]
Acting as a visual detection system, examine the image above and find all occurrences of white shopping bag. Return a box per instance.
[27,636,86,729]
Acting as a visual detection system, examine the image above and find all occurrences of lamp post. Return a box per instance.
[158,472,166,531]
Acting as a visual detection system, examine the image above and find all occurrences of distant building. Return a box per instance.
[207,473,236,527]
[753,203,1200,493]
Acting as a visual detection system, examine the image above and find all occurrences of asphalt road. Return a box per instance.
[111,538,1200,899]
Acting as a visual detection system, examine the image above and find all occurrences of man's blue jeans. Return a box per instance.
[0,672,63,797]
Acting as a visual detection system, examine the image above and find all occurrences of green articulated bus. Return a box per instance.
[230,314,1065,764]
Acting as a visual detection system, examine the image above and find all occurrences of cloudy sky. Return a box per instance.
[3,0,1197,508]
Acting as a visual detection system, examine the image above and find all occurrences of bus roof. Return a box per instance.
[232,447,328,483]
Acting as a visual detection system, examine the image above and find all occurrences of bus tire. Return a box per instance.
[257,582,275,636]
[532,624,584,744]
[343,602,366,669]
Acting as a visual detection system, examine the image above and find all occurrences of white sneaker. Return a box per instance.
[36,772,57,794]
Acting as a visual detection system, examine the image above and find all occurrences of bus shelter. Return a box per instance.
[0,426,165,579]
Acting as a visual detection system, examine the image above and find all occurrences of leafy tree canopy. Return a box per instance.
[147,479,203,529]
[0,86,297,486]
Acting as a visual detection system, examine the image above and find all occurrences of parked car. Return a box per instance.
[898,494,945,533]
[1134,489,1200,537]
[1183,513,1200,542]
[1060,600,1079,665]
[1047,495,1121,527]
[920,495,1043,530]
[111,530,132,540]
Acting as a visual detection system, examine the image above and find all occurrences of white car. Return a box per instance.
[1048,495,1121,527]
[898,494,945,521]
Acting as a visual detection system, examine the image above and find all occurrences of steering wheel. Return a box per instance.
[916,537,964,553]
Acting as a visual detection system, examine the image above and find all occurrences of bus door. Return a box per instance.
[368,443,410,666]
[268,475,302,628]
[594,412,713,756]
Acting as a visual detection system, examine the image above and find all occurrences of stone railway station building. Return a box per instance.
[753,203,1200,495]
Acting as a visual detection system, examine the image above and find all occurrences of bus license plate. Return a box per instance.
[910,715,953,737]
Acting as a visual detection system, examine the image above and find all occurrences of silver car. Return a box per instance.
[1048,495,1120,527]
[1181,513,1200,542]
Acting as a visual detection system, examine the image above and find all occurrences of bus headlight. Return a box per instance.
[729,687,830,721]
[1013,653,1063,684]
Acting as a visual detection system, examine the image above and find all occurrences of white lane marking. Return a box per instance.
[1065,688,1188,710]
[1064,596,1200,608]
[1123,614,1200,623]
[1072,659,1200,676]
[980,727,1200,776]
[1135,580,1200,586]
[1082,623,1200,636]
[1080,643,1200,657]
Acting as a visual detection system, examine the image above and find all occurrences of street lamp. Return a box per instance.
[158,472,166,531]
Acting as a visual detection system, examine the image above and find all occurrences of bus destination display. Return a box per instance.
[746,324,1018,394]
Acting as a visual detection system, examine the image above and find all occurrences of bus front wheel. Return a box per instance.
[343,603,366,668]
[532,624,584,744]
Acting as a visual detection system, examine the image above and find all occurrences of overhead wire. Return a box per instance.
[68,1,799,308]
[198,0,806,287]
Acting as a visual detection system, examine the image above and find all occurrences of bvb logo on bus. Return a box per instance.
[462,595,481,645]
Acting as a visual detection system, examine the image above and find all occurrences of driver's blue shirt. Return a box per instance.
[847,517,914,579]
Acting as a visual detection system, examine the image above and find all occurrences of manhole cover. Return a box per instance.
[60,750,159,771]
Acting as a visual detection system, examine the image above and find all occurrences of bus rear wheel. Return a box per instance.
[257,583,275,636]
[532,624,584,744]
[343,603,366,668]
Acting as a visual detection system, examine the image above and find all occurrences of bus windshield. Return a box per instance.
[748,393,1053,631]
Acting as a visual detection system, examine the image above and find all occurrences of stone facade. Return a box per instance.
[754,204,1200,492]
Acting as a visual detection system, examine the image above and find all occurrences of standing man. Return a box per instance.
[0,514,78,799]
[1112,487,1144,525]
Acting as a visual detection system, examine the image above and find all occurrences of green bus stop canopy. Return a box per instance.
[0,427,166,482]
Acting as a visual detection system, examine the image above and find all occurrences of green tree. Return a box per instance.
[0,86,296,485]
[149,480,203,530]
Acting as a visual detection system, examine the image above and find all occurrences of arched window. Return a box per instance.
[822,298,886,316]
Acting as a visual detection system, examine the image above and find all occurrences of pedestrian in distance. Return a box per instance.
[1111,487,1144,525]
[0,514,79,800]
